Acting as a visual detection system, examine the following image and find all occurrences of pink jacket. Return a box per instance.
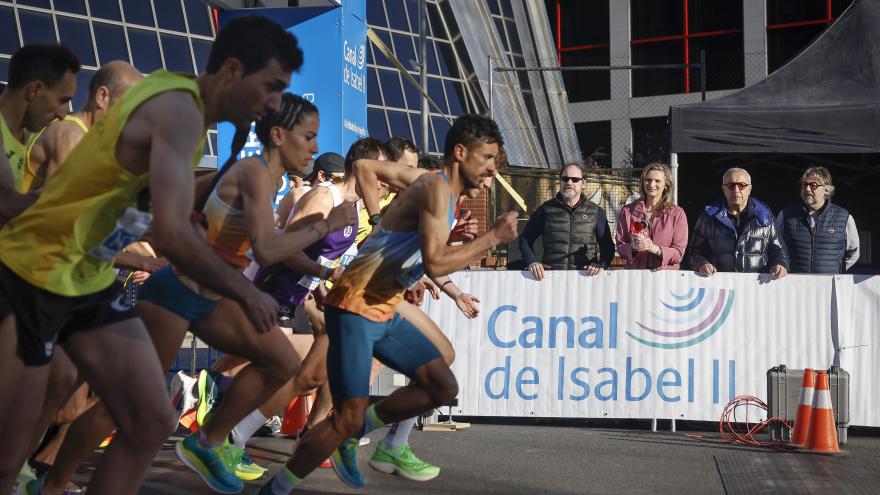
[616,201,688,270]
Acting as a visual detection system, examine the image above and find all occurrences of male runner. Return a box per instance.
[0,43,78,224]
[257,113,518,493]
[0,16,301,495]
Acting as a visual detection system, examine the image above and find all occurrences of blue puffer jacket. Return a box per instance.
[690,197,789,273]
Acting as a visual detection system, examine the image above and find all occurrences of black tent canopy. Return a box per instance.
[670,0,880,154]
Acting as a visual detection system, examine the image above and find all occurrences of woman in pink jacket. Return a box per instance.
[616,163,688,269]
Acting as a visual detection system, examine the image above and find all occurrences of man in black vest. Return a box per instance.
[775,166,859,274]
[518,163,615,280]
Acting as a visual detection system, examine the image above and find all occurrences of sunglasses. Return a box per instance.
[800,181,823,191]
[723,182,750,191]
[561,176,583,183]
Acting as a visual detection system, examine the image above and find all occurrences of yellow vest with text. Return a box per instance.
[0,71,204,296]
[1,113,28,191]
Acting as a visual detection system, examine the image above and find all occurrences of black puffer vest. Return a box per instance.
[780,202,849,274]
[541,194,598,270]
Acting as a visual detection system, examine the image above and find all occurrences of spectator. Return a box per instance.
[305,150,345,185]
[616,163,688,269]
[385,136,419,166]
[518,163,615,279]
[776,166,859,273]
[690,167,788,278]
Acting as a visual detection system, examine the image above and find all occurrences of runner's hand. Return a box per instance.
[328,265,345,283]
[450,209,479,243]
[423,278,441,300]
[326,200,359,232]
[454,293,480,319]
[489,211,519,244]
[404,280,427,306]
[242,288,278,333]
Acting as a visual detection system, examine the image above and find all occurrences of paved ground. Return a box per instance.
[68,421,880,494]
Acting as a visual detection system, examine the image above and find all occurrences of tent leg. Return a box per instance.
[670,153,679,204]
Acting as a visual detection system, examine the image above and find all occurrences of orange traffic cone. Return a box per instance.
[803,371,843,455]
[789,368,815,447]
[281,393,314,436]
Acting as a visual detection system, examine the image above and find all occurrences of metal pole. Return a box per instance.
[488,56,493,119]
[700,49,707,102]
[189,333,198,376]
[419,0,429,152]
[670,152,679,204]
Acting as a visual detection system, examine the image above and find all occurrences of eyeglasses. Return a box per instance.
[723,182,750,191]
[800,181,823,191]
[561,176,583,183]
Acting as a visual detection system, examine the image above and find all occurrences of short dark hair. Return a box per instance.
[418,153,442,170]
[443,114,503,159]
[7,44,80,90]
[255,93,318,146]
[207,16,303,76]
[385,137,419,162]
[344,137,389,174]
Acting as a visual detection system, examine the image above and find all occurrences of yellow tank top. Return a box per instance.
[1,113,28,191]
[0,70,205,296]
[21,114,89,193]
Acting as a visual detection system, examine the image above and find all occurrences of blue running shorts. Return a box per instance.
[325,305,443,398]
[138,266,219,324]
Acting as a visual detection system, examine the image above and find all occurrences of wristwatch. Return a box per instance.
[368,213,382,226]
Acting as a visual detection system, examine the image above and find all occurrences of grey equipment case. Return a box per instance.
[766,364,850,445]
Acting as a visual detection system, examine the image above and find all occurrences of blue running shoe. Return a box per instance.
[176,434,243,494]
[330,438,365,488]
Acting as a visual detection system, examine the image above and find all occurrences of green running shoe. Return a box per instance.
[227,445,268,481]
[175,434,243,494]
[368,440,440,481]
[196,370,223,427]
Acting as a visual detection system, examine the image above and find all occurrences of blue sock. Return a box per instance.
[355,404,386,438]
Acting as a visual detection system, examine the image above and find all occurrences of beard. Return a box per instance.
[561,188,579,201]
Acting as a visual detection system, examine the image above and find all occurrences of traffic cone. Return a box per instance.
[281,393,314,436]
[803,371,842,455]
[789,368,815,447]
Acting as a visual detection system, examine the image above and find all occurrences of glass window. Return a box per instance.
[0,7,20,54]
[506,20,522,55]
[155,0,186,32]
[19,10,56,45]
[430,116,451,154]
[377,69,405,108]
[767,0,825,25]
[391,33,417,72]
[405,0,420,36]
[386,0,409,31]
[89,0,122,21]
[409,113,423,149]
[435,42,459,78]
[57,16,97,67]
[425,40,439,75]
[561,49,610,102]
[688,34,744,92]
[128,28,162,73]
[160,34,193,73]
[689,0,743,34]
[367,68,382,106]
[73,68,96,110]
[18,0,51,8]
[93,22,129,65]
[56,0,88,15]
[401,75,419,109]
[366,1,387,27]
[367,107,390,142]
[498,0,513,17]
[0,59,9,83]
[191,38,211,72]
[428,2,445,39]
[574,121,611,168]
[444,80,465,115]
[631,41,685,97]
[427,77,447,114]
[631,116,669,168]
[369,29,393,67]
[122,0,155,27]
[184,0,213,36]
[831,0,855,17]
[210,132,218,156]
[387,110,411,141]
[488,0,502,16]
[767,24,824,73]
[631,0,682,39]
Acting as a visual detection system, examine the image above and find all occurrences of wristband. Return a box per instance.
[440,280,454,290]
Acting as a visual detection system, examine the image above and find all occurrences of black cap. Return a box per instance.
[307,152,345,182]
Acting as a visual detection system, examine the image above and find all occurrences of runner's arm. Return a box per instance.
[43,122,86,181]
[0,133,37,225]
[353,159,427,216]
[280,187,335,277]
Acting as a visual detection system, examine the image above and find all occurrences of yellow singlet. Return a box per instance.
[0,70,205,296]
[1,112,28,191]
[21,114,89,193]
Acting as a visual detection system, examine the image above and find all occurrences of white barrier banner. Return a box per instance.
[424,270,842,422]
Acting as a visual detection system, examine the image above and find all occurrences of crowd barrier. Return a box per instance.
[422,270,880,427]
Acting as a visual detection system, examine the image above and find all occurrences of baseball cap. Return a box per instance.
[307,152,345,182]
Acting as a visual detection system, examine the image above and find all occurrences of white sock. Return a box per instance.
[230,409,268,449]
[265,466,302,494]
[383,416,417,450]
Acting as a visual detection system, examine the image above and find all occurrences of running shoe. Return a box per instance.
[228,445,268,481]
[197,369,224,427]
[12,462,36,494]
[175,434,243,494]
[329,438,364,488]
[358,436,371,447]
[170,370,199,420]
[368,440,440,481]
[254,415,282,437]
[19,478,85,495]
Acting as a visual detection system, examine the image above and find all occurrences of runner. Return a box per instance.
[256,113,518,494]
[0,43,79,224]
[0,16,304,495]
